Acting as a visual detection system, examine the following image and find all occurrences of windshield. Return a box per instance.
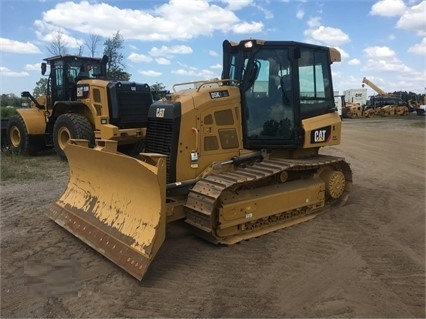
[67,60,101,83]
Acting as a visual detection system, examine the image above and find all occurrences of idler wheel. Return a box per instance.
[320,169,346,199]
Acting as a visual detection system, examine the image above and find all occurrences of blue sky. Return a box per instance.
[0,0,425,97]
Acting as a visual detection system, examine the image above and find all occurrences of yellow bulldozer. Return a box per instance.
[49,39,353,280]
[7,54,152,159]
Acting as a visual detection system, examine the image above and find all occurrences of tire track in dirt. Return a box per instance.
[1,117,424,318]
[120,208,364,318]
[336,188,425,317]
[1,175,79,318]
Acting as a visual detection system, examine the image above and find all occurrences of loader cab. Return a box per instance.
[42,55,107,106]
[222,39,338,150]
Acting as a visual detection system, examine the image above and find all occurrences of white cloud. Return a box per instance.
[129,45,192,65]
[231,21,264,34]
[0,66,30,77]
[296,9,304,20]
[149,45,193,58]
[208,50,219,57]
[408,37,426,55]
[396,1,426,36]
[210,64,222,69]
[362,46,412,73]
[0,38,41,54]
[36,0,263,42]
[24,63,42,71]
[171,66,217,79]
[155,57,171,65]
[370,0,406,17]
[364,46,396,58]
[304,17,349,47]
[33,21,83,50]
[254,4,274,20]
[220,0,253,11]
[362,58,412,72]
[304,25,350,46]
[128,53,153,63]
[307,17,321,28]
[348,58,361,66]
[138,70,162,77]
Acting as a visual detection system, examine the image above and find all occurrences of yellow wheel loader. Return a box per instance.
[7,54,152,159]
[49,39,353,280]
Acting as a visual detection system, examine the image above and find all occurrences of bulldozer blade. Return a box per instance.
[48,140,167,280]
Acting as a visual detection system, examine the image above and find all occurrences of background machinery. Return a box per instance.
[49,39,352,280]
[362,77,388,96]
[408,96,426,116]
[361,77,409,117]
[7,54,152,159]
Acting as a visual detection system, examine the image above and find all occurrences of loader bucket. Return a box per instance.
[48,140,167,280]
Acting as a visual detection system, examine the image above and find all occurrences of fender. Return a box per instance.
[16,108,46,135]
[51,101,95,126]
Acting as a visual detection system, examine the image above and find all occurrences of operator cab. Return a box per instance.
[222,39,338,149]
[42,55,107,105]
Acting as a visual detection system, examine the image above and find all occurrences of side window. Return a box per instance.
[53,64,65,101]
[55,67,63,88]
[299,49,333,118]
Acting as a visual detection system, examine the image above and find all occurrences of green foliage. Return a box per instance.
[0,94,25,108]
[103,31,131,80]
[33,78,48,99]
[1,106,17,119]
[392,91,425,103]
[150,82,169,100]
[151,82,166,92]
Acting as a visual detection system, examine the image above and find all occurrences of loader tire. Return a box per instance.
[7,115,41,156]
[53,113,94,160]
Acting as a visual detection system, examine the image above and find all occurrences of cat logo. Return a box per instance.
[310,126,331,144]
[314,130,326,142]
[156,108,165,118]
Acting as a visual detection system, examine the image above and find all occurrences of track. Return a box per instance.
[185,155,352,244]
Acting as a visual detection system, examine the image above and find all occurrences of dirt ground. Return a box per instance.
[1,115,425,318]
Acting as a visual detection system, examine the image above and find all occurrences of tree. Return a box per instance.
[150,82,169,100]
[103,31,130,80]
[76,44,84,56]
[33,78,49,99]
[151,82,166,92]
[47,30,69,56]
[0,93,24,108]
[85,34,102,58]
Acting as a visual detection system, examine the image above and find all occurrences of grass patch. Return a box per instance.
[0,151,68,182]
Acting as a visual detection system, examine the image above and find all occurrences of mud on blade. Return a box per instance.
[48,140,167,280]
